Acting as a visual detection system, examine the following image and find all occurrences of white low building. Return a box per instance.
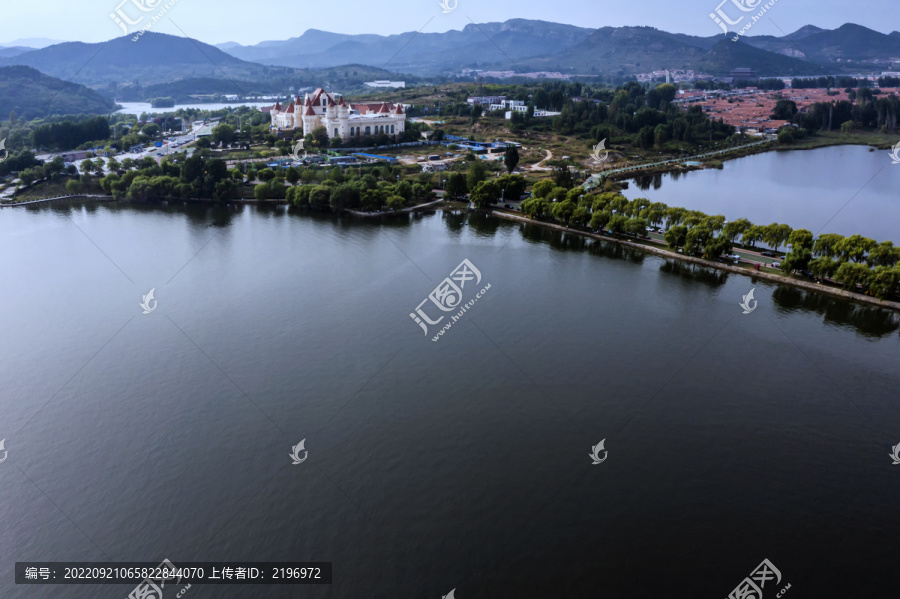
[269,88,406,141]
[364,80,406,88]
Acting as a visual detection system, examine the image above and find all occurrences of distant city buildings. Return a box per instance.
[364,80,406,88]
[467,96,506,105]
[635,69,704,83]
[463,70,570,80]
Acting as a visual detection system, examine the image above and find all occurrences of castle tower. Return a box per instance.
[338,96,350,139]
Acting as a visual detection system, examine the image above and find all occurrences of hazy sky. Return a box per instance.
[1,0,897,46]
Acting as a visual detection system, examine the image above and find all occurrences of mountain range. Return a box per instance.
[0,21,898,106]
[0,33,295,87]
[215,20,900,76]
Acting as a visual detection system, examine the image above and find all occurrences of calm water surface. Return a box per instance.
[1,202,899,597]
[623,145,900,242]
[115,102,275,115]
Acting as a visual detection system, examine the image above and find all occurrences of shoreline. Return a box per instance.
[490,210,900,313]
[4,192,898,313]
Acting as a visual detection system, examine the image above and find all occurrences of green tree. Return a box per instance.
[532,179,555,199]
[590,210,611,231]
[665,225,688,249]
[65,178,85,194]
[814,233,844,257]
[445,172,468,201]
[212,123,236,145]
[551,199,576,225]
[762,223,792,252]
[868,265,900,299]
[685,225,712,256]
[466,160,488,190]
[504,145,519,174]
[625,217,648,238]
[521,197,548,218]
[497,174,527,202]
[834,234,876,263]
[786,228,814,251]
[809,256,839,280]
[470,179,501,209]
[309,185,332,211]
[834,262,871,291]
[723,217,752,243]
[607,214,628,237]
[868,241,900,267]
[571,206,590,227]
[386,194,406,211]
[552,165,574,189]
[704,235,733,260]
[771,99,798,120]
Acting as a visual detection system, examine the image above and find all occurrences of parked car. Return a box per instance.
[761,251,778,257]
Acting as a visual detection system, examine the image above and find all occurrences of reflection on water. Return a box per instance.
[659,259,729,288]
[772,285,900,339]
[634,173,664,191]
[9,200,898,338]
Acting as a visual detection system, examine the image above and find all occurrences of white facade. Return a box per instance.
[269,88,406,141]
[489,100,525,111]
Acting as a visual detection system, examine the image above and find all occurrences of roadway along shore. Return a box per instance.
[490,210,900,313]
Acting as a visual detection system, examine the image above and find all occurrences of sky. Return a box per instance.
[1,0,897,47]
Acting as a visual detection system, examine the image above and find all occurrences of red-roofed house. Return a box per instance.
[269,88,406,141]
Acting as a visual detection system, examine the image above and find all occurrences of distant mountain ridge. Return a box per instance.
[0,32,295,87]
[1,21,897,92]
[214,20,898,77]
[219,20,595,74]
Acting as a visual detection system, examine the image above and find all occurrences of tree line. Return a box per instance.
[520,188,900,300]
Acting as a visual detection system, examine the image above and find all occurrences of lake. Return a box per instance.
[115,101,276,115]
[1,202,899,597]
[622,145,900,242]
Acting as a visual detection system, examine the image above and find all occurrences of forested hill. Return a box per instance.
[0,66,116,120]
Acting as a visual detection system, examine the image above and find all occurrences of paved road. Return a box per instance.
[583,139,772,189]
[644,229,783,269]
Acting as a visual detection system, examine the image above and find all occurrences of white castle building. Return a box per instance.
[269,88,406,141]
